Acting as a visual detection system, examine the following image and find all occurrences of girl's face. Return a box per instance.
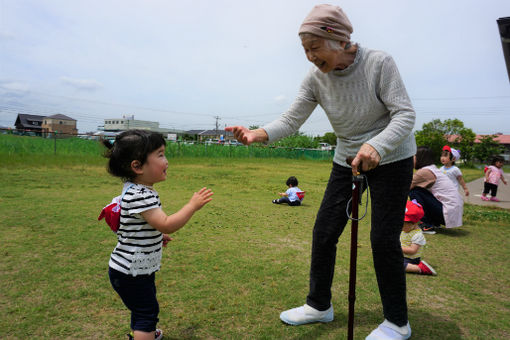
[495,160,504,168]
[402,221,417,232]
[136,145,168,186]
[440,150,452,166]
[301,35,342,73]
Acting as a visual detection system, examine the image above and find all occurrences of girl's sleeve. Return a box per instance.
[454,167,462,178]
[125,188,161,215]
[411,232,426,246]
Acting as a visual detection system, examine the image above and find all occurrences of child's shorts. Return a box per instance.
[403,257,421,269]
[109,267,159,332]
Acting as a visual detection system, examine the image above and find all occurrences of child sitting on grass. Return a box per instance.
[272,176,303,206]
[401,200,437,276]
[102,130,213,340]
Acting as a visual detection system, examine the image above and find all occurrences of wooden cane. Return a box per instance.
[348,174,364,340]
[346,157,364,340]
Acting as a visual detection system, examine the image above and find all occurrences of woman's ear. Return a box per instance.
[131,160,143,175]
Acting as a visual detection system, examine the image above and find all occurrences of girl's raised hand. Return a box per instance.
[189,187,214,210]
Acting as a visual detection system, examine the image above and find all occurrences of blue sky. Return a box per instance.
[1,0,510,135]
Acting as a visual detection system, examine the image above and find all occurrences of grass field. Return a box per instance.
[1,155,510,339]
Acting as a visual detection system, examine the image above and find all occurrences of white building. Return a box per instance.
[98,115,185,140]
[101,115,158,131]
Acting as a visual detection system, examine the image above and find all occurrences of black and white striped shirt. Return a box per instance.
[109,182,163,276]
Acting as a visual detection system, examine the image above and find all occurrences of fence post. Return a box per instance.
[54,131,57,155]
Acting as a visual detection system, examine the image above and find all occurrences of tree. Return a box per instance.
[473,135,505,163]
[321,132,337,146]
[414,119,476,163]
[273,131,319,148]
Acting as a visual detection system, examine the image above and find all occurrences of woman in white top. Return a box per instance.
[410,146,463,230]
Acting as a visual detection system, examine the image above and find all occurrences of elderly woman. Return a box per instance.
[227,5,416,340]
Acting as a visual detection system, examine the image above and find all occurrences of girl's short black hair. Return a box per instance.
[491,155,505,165]
[102,130,166,182]
[414,146,436,170]
[286,176,299,187]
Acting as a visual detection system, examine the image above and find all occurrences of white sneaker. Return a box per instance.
[366,320,411,340]
[279,304,333,325]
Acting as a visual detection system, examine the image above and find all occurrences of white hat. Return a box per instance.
[451,148,460,161]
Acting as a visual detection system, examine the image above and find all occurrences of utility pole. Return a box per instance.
[214,115,221,138]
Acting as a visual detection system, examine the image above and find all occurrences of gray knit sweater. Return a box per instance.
[263,46,417,167]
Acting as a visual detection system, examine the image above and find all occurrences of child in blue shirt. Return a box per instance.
[272,176,303,206]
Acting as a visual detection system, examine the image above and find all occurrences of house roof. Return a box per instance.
[476,134,510,144]
[45,114,76,121]
[446,134,510,145]
[15,114,45,129]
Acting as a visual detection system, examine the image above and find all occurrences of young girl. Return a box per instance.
[401,200,437,276]
[439,145,469,196]
[103,130,213,340]
[272,176,303,206]
[482,155,507,202]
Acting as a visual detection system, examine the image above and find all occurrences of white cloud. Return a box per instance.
[274,95,287,104]
[0,80,30,94]
[60,77,103,92]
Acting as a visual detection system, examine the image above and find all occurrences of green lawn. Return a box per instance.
[1,156,509,339]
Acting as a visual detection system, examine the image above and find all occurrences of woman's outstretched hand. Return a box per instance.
[225,126,268,145]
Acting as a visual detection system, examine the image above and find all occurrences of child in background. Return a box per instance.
[102,130,213,340]
[272,176,303,206]
[482,155,507,202]
[401,200,437,276]
[439,145,469,196]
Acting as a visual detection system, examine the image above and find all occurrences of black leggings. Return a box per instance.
[306,157,413,327]
[274,197,301,206]
[483,182,498,197]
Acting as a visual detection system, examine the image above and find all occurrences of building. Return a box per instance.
[447,133,510,161]
[476,134,510,161]
[186,129,234,143]
[100,115,185,139]
[102,115,159,132]
[14,113,77,137]
[41,114,77,136]
[14,114,44,134]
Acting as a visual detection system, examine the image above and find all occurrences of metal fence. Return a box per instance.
[0,129,334,161]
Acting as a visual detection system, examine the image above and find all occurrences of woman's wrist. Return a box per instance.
[253,128,269,143]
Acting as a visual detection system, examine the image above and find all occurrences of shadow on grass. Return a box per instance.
[409,308,464,339]
[436,228,470,237]
[278,308,463,340]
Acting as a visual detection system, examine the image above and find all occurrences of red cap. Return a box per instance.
[443,145,451,153]
[404,200,424,223]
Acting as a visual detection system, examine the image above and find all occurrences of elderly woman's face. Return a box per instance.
[301,35,340,73]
